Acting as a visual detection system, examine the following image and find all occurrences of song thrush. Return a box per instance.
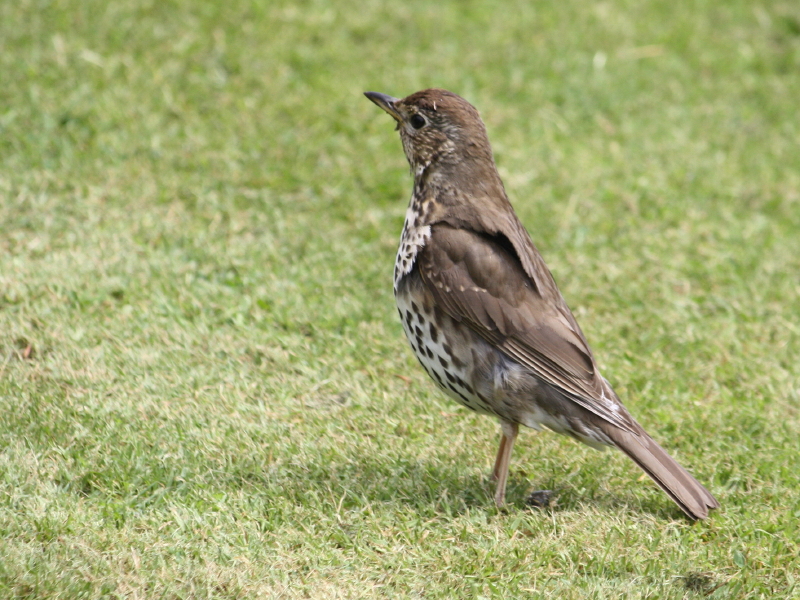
[365,88,719,520]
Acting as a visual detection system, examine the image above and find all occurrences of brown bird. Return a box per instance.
[365,88,719,520]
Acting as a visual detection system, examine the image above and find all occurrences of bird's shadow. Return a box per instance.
[253,451,690,522]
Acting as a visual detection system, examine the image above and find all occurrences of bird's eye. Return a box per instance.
[409,114,426,129]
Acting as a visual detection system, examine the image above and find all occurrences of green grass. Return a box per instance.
[1,0,799,597]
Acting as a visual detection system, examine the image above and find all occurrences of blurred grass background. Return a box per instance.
[1,0,799,597]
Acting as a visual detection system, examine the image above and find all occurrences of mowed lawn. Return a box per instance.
[1,0,799,597]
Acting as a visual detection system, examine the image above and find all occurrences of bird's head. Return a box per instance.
[365,89,494,179]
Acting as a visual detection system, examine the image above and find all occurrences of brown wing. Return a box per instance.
[417,223,636,432]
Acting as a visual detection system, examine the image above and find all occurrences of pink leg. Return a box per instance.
[493,421,519,507]
[491,434,507,482]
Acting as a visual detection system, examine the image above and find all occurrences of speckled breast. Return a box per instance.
[394,269,496,416]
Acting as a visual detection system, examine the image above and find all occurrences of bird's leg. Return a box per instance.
[493,421,519,507]
[491,434,507,482]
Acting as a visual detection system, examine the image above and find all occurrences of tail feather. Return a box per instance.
[601,421,719,520]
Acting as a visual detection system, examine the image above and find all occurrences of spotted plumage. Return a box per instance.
[365,88,719,519]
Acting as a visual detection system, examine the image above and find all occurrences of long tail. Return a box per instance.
[601,421,719,520]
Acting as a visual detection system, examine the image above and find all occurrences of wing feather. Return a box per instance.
[417,224,636,432]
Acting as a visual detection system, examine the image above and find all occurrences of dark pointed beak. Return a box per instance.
[364,91,402,122]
